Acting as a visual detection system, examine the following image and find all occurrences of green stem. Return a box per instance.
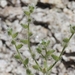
[59,33,74,58]
[47,33,74,72]
[27,22,42,71]
[44,47,47,60]
[15,44,26,67]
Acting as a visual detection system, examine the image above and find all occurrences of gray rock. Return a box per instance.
[30,25,48,43]
[12,20,22,32]
[0,0,7,8]
[0,40,3,48]
[21,0,38,5]
[68,2,75,10]
[0,6,23,21]
[11,0,21,6]
[0,60,8,72]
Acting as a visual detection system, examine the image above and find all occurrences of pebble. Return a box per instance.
[59,62,66,73]
[0,40,3,48]
[62,55,75,62]
[21,0,30,4]
[0,60,8,72]
[21,0,38,5]
[68,2,75,10]
[30,25,48,42]
[12,20,22,32]
[40,0,64,8]
[8,0,21,6]
[53,44,62,52]
[0,73,12,75]
[0,6,23,21]
[23,50,31,57]
[0,0,7,8]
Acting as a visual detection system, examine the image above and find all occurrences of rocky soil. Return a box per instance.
[0,0,75,75]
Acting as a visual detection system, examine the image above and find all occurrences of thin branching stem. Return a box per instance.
[47,33,74,73]
[15,44,27,68]
[59,33,74,58]
[27,22,42,71]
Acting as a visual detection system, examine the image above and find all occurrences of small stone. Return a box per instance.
[63,8,73,15]
[68,2,75,10]
[50,74,56,75]
[0,72,12,75]
[12,20,22,32]
[58,73,65,75]
[6,66,12,72]
[8,0,21,6]
[59,63,66,73]
[40,0,64,8]
[21,0,37,5]
[20,17,27,24]
[23,50,31,57]
[0,60,8,72]
[5,20,12,26]
[30,25,48,42]
[0,0,7,8]
[0,40,3,48]
[62,55,69,62]
[0,34,8,41]
[49,37,56,47]
[53,44,62,52]
[32,8,47,22]
[61,0,68,6]
[21,0,30,4]
[0,6,23,21]
[10,0,16,5]
[54,33,62,42]
[52,67,57,73]
[15,0,21,6]
[12,66,26,75]
[40,0,49,3]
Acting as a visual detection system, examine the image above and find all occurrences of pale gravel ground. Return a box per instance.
[0,0,75,75]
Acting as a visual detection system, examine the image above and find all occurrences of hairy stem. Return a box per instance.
[47,33,74,73]
[15,44,27,67]
[27,22,42,71]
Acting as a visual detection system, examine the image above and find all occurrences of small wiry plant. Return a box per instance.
[8,5,75,75]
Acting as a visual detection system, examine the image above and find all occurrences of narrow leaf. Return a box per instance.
[36,47,42,54]
[24,58,29,66]
[28,18,31,22]
[8,29,12,35]
[46,50,55,57]
[46,40,50,46]
[32,53,35,59]
[29,32,33,36]
[44,60,47,70]
[12,32,18,38]
[32,65,39,70]
[42,68,46,73]
[21,24,28,28]
[14,54,20,59]
[63,38,69,43]
[24,11,30,16]
[70,25,75,34]
[51,54,59,61]
[20,39,28,44]
[26,69,31,74]
[16,44,23,49]
[11,40,16,44]
[41,40,46,45]
[29,6,34,13]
